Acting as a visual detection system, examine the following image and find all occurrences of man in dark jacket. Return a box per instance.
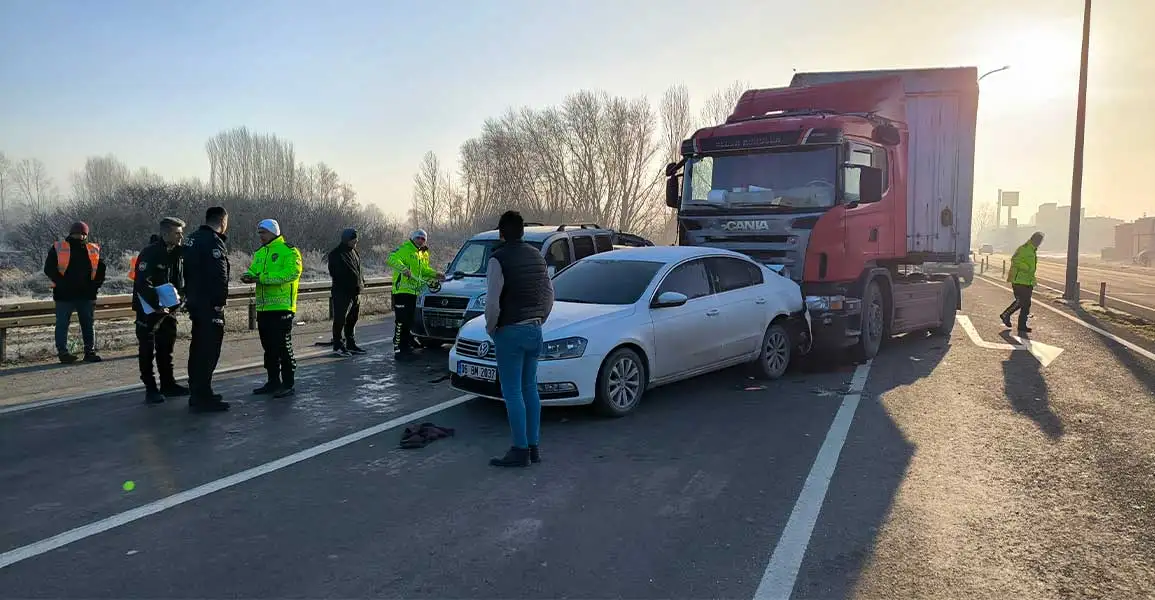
[182,206,231,413]
[133,217,188,404]
[43,221,107,363]
[484,210,555,468]
[327,227,366,356]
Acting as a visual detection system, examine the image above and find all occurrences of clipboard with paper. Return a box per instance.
[138,283,181,315]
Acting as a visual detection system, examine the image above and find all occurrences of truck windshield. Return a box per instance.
[682,146,837,210]
[448,239,544,277]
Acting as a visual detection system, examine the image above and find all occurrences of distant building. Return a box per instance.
[1105,217,1155,261]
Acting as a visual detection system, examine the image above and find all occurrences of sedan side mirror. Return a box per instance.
[651,291,688,308]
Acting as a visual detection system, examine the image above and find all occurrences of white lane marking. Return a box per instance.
[754,359,873,600]
[958,315,1017,350]
[1034,276,1155,314]
[976,275,1155,363]
[0,393,475,570]
[0,337,394,416]
[957,315,1065,367]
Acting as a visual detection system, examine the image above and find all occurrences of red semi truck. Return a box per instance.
[664,67,979,360]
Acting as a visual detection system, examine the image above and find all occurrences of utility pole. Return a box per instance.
[1064,0,1092,302]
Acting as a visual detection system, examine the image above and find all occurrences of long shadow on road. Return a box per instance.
[998,331,1060,440]
[791,331,945,600]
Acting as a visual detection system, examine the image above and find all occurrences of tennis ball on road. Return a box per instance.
[122,480,136,492]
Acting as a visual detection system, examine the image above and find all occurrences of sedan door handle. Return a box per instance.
[755,297,767,304]
[706,308,720,316]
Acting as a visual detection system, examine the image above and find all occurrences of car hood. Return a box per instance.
[457,301,634,341]
[426,277,487,299]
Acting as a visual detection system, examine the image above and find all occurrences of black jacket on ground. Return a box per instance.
[182,225,230,310]
[132,239,184,314]
[328,244,364,295]
[43,238,107,302]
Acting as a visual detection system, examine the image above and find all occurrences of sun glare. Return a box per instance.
[975,23,1082,107]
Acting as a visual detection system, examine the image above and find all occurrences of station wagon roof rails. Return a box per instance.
[556,223,602,231]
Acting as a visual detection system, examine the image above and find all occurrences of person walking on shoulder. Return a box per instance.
[1000,231,1044,335]
[44,221,106,363]
[328,227,366,357]
[387,229,443,361]
[485,211,554,468]
[243,219,303,398]
[133,217,188,404]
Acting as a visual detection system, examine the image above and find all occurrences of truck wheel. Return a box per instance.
[851,280,885,361]
[594,347,646,418]
[753,321,792,380]
[933,280,958,336]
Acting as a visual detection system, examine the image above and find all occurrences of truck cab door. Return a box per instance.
[843,142,882,258]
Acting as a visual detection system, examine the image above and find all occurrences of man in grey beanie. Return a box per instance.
[327,227,365,356]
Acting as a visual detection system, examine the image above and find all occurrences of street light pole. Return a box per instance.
[1064,0,1092,302]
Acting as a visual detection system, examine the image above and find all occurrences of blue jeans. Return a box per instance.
[55,299,96,355]
[493,323,543,449]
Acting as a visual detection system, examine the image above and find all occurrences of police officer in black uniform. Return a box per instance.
[134,217,189,404]
[182,206,231,413]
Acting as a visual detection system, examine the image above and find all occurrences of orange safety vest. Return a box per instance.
[51,240,101,288]
[129,256,139,281]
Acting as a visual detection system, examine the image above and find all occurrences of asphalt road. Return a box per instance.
[1,280,1153,599]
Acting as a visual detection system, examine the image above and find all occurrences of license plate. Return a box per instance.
[429,317,463,329]
[457,361,497,382]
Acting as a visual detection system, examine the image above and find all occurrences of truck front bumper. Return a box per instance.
[804,295,864,350]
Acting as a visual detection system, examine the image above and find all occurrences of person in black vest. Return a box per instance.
[327,227,366,356]
[133,217,188,404]
[484,210,555,468]
[182,206,231,413]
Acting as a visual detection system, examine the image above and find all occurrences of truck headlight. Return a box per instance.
[540,337,587,361]
[473,294,486,309]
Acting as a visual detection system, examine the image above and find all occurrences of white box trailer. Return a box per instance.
[790,67,979,263]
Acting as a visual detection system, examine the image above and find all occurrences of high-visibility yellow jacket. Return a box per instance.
[245,236,303,312]
[387,239,438,295]
[1007,241,1038,287]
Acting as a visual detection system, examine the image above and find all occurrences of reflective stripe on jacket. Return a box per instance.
[245,236,303,312]
[51,240,100,287]
[1007,242,1038,286]
[387,239,437,295]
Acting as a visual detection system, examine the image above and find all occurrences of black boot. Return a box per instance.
[1000,313,1012,328]
[188,397,229,412]
[489,447,531,468]
[273,384,295,398]
[144,389,166,404]
[253,379,280,395]
[346,341,367,355]
[160,382,189,397]
[529,445,541,464]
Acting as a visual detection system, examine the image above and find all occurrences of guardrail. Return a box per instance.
[976,256,1155,323]
[0,278,394,361]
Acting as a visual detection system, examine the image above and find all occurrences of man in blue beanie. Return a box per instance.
[327,227,365,356]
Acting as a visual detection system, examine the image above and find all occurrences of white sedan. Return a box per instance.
[448,246,812,417]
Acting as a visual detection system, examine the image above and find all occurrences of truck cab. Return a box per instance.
[411,224,652,347]
[666,68,977,360]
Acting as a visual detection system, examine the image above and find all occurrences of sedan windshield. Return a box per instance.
[552,259,664,305]
[683,146,837,210]
[448,240,543,276]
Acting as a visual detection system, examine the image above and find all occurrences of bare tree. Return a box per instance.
[973,202,998,241]
[206,126,297,197]
[0,151,10,227]
[410,151,450,227]
[659,84,693,163]
[12,158,57,214]
[699,80,748,127]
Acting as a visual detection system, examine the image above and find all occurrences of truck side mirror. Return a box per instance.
[665,175,680,208]
[857,166,884,204]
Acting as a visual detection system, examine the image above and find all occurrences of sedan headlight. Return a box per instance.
[473,294,486,309]
[540,337,587,361]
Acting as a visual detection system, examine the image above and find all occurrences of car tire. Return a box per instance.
[932,279,958,337]
[593,347,646,418]
[753,321,792,380]
[851,279,885,362]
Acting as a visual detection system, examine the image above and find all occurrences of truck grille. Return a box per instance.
[455,338,497,361]
[423,295,471,310]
